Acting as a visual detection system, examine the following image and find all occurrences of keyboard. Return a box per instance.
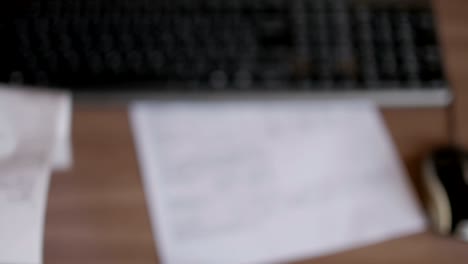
[0,0,450,106]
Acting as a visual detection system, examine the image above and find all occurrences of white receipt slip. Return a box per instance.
[131,100,426,264]
[0,86,72,264]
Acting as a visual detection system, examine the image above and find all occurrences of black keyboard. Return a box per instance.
[0,0,450,105]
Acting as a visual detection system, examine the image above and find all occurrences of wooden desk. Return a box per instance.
[45,1,468,263]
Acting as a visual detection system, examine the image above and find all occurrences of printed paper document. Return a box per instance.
[131,100,426,264]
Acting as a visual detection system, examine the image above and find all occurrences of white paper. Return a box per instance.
[50,93,73,171]
[0,85,73,171]
[0,86,72,264]
[131,100,426,264]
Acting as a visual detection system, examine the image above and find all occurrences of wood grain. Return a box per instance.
[45,108,158,264]
[436,0,468,148]
[44,0,468,263]
[44,106,451,264]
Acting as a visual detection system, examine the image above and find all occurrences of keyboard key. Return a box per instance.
[0,0,446,97]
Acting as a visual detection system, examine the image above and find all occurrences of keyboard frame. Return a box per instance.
[73,84,452,107]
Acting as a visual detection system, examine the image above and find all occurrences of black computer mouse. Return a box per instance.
[423,146,468,240]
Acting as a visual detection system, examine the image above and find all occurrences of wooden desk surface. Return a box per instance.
[45,1,468,263]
